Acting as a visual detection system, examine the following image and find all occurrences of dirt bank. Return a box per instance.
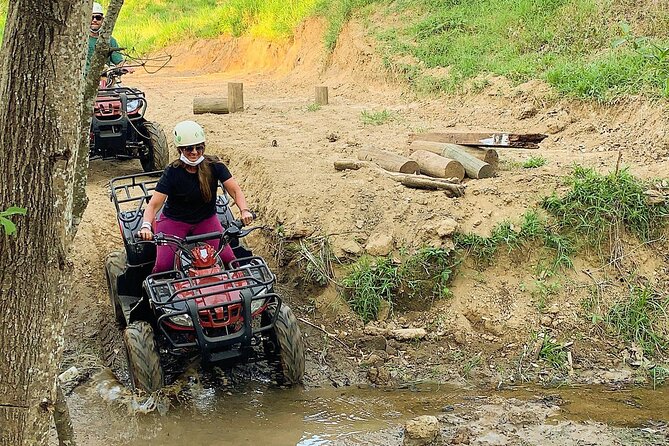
[60,17,669,444]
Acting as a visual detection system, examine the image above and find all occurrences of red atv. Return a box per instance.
[90,67,168,172]
[104,172,305,392]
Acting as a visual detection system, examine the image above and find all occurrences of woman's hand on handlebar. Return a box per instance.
[240,209,254,226]
[138,227,153,241]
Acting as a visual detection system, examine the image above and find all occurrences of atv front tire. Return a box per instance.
[123,321,164,393]
[140,121,168,173]
[265,303,305,385]
[104,250,127,327]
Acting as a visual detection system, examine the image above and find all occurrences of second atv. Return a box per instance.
[90,67,169,172]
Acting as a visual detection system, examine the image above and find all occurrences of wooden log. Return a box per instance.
[334,160,363,171]
[357,148,419,174]
[334,159,464,196]
[409,149,465,181]
[441,145,494,179]
[409,132,547,149]
[193,97,229,114]
[409,140,498,170]
[315,86,329,105]
[227,82,244,113]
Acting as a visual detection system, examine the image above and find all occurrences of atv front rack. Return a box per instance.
[145,257,280,362]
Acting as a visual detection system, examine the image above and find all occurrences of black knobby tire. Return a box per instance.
[265,303,305,385]
[104,250,127,328]
[140,121,169,173]
[123,321,164,393]
[98,308,126,379]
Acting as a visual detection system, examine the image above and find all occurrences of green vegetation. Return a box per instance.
[522,156,547,169]
[0,207,26,236]
[341,247,455,322]
[605,286,668,356]
[306,102,322,112]
[538,335,568,371]
[292,235,337,286]
[360,109,396,125]
[542,166,669,252]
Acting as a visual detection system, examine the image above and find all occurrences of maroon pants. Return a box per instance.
[153,214,235,273]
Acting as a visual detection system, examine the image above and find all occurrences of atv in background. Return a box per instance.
[104,172,305,392]
[90,66,168,173]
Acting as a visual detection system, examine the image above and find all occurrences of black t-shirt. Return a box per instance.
[155,162,232,224]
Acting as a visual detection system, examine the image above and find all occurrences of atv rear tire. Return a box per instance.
[265,303,305,385]
[104,250,127,328]
[140,121,168,173]
[123,321,164,393]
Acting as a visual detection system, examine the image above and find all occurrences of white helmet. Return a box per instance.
[92,2,104,14]
[174,120,206,147]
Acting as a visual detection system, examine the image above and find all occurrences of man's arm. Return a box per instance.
[109,36,124,66]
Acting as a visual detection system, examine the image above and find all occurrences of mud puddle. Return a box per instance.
[65,372,669,446]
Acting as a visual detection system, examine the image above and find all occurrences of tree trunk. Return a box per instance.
[409,150,465,181]
[0,1,88,444]
[228,82,244,113]
[193,97,229,114]
[357,148,419,174]
[72,0,125,231]
[409,140,498,170]
[440,145,494,179]
[315,86,329,105]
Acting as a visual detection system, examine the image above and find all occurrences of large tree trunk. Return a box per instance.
[0,1,88,444]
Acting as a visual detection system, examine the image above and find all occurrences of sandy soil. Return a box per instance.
[60,18,669,444]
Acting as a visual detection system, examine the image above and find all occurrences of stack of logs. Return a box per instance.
[334,132,547,198]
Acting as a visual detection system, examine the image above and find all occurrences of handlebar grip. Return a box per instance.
[183,231,223,244]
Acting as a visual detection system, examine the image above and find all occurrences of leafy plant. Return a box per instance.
[605,286,668,356]
[0,207,26,235]
[399,247,455,299]
[306,102,322,112]
[539,336,568,371]
[360,109,396,125]
[614,22,669,96]
[522,156,547,168]
[341,256,400,323]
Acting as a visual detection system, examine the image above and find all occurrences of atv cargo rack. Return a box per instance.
[145,257,279,363]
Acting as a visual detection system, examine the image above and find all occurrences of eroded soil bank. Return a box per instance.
[61,21,669,445]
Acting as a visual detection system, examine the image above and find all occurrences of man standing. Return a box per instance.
[85,2,124,74]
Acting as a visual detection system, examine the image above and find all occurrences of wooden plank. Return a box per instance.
[409,132,547,149]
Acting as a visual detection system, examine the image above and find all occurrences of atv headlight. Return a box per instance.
[169,313,193,327]
[251,297,267,314]
[126,99,142,113]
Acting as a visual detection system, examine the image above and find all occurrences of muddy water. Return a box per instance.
[66,374,669,445]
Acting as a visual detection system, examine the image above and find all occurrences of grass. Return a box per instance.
[542,166,669,253]
[341,247,456,322]
[360,109,395,125]
[306,102,322,112]
[539,335,568,371]
[605,286,668,356]
[522,156,547,169]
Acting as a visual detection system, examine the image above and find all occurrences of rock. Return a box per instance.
[391,328,427,341]
[377,300,391,321]
[357,334,387,351]
[365,232,394,256]
[436,218,458,238]
[403,415,440,446]
[517,105,538,120]
[340,239,363,255]
[540,315,552,326]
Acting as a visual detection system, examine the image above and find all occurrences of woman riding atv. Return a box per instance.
[138,120,254,272]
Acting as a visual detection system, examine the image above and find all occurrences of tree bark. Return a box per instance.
[409,140,498,170]
[409,150,465,181]
[0,1,88,444]
[72,0,125,231]
[193,97,229,114]
[315,86,329,105]
[228,82,244,112]
[357,148,419,174]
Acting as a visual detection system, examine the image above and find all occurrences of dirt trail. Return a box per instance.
[62,18,669,444]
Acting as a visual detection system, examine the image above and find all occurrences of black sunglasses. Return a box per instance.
[181,143,205,154]
[92,14,104,21]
